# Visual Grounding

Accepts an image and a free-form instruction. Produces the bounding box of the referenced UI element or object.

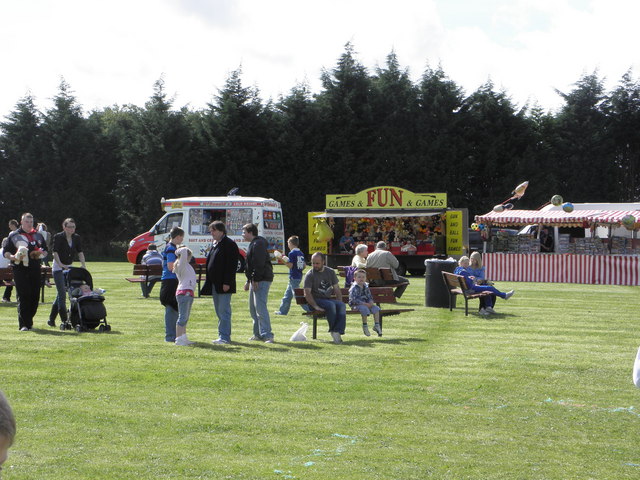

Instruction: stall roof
[475,208,640,227]
[314,210,444,218]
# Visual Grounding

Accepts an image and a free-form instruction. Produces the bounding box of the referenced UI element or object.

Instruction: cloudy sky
[1,0,638,118]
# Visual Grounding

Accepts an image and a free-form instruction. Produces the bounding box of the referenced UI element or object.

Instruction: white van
[127,195,285,270]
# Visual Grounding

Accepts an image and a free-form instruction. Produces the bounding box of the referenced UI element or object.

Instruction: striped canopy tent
[475,209,640,229]
[595,210,640,228]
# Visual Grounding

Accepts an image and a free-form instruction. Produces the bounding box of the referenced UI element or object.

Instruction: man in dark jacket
[202,220,239,345]
[243,223,274,343]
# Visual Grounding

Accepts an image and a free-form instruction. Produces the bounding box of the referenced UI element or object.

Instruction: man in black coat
[202,220,239,345]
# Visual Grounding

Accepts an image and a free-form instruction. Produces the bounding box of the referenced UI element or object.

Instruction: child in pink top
[173,246,197,346]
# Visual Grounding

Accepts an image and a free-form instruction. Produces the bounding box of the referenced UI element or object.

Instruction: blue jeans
[277,278,301,315]
[176,294,194,327]
[164,306,178,342]
[354,304,381,316]
[250,281,273,339]
[212,292,232,342]
[50,269,68,321]
[316,298,346,334]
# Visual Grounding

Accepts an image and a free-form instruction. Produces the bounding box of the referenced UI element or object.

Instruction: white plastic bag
[290,322,309,342]
[633,346,640,388]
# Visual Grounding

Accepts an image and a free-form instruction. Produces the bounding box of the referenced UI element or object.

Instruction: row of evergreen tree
[1,44,639,256]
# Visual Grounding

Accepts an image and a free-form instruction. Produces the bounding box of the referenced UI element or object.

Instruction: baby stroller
[61,267,110,332]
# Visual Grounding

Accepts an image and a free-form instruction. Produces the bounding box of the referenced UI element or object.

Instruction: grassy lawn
[1,262,639,479]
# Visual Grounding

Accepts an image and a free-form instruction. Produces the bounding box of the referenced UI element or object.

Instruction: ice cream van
[127,195,285,270]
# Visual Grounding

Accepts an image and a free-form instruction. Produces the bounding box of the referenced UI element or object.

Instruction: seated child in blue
[348,269,382,337]
[454,256,515,309]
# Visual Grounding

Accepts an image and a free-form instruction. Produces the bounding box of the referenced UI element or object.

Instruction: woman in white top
[351,244,368,269]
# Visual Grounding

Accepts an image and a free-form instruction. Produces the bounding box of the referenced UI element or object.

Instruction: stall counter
[484,253,640,286]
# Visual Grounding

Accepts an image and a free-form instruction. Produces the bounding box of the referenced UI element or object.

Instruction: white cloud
[0,0,638,118]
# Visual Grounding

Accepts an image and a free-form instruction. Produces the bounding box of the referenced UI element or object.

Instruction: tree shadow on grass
[344,337,427,347]
[31,327,124,336]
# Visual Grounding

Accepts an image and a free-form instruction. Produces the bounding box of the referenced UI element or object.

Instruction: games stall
[308,186,468,275]
[474,204,640,286]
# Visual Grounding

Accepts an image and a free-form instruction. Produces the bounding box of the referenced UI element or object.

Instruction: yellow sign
[307,212,328,254]
[326,186,447,210]
[446,210,464,256]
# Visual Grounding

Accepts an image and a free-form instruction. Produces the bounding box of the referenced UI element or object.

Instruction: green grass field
[1,262,639,479]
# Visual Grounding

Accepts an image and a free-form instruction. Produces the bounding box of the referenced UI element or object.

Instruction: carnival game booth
[475,204,640,286]
[309,186,469,275]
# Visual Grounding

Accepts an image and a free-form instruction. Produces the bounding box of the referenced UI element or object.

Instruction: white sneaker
[504,290,515,300]
[211,338,229,345]
[362,324,371,336]
[479,308,488,316]
[373,323,382,336]
[248,335,262,341]
[330,331,343,344]
[175,335,195,346]
[485,306,496,314]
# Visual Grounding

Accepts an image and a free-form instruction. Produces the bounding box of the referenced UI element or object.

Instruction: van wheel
[237,256,246,273]
[136,251,146,264]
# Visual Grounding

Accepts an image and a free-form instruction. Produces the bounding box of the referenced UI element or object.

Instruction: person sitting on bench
[303,252,346,344]
[454,256,514,313]
[365,241,409,298]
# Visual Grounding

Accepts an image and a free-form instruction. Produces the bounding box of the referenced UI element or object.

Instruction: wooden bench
[0,265,53,303]
[441,271,492,316]
[126,263,208,296]
[336,266,409,289]
[294,286,414,339]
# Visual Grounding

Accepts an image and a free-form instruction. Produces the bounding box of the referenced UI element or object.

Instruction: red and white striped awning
[475,209,607,227]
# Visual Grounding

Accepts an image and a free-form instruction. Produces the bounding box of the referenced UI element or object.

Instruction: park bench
[337,266,409,289]
[294,286,414,339]
[0,265,53,303]
[126,263,208,296]
[441,271,492,316]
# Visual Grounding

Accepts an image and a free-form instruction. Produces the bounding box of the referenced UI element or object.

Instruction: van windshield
[154,213,183,235]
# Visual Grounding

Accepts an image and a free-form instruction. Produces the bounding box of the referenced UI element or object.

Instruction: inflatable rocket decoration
[493,181,529,212]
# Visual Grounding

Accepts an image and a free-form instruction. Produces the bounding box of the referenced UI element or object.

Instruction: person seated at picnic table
[365,241,409,298]
[351,244,368,269]
[140,244,163,298]
[466,251,497,315]
[339,230,355,253]
[454,256,514,312]
[348,269,382,337]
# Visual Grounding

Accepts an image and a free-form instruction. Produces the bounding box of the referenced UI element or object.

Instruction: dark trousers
[13,267,41,329]
[3,285,13,301]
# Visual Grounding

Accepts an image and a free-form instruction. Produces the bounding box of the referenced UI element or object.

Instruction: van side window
[263,210,282,230]
[189,209,226,236]
[226,208,253,236]
[155,213,183,235]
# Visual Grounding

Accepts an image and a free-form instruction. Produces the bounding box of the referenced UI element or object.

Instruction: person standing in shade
[1,219,19,303]
[243,223,274,343]
[3,213,48,331]
[303,252,346,344]
[49,218,86,327]
[160,227,184,343]
[202,220,239,345]
[274,235,306,316]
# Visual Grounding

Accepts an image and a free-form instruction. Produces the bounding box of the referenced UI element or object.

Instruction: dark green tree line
[1,45,639,256]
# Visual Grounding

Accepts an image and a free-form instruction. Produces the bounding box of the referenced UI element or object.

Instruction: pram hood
[65,267,94,290]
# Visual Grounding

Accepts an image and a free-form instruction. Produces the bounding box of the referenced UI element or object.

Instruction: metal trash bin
[425,259,457,308]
